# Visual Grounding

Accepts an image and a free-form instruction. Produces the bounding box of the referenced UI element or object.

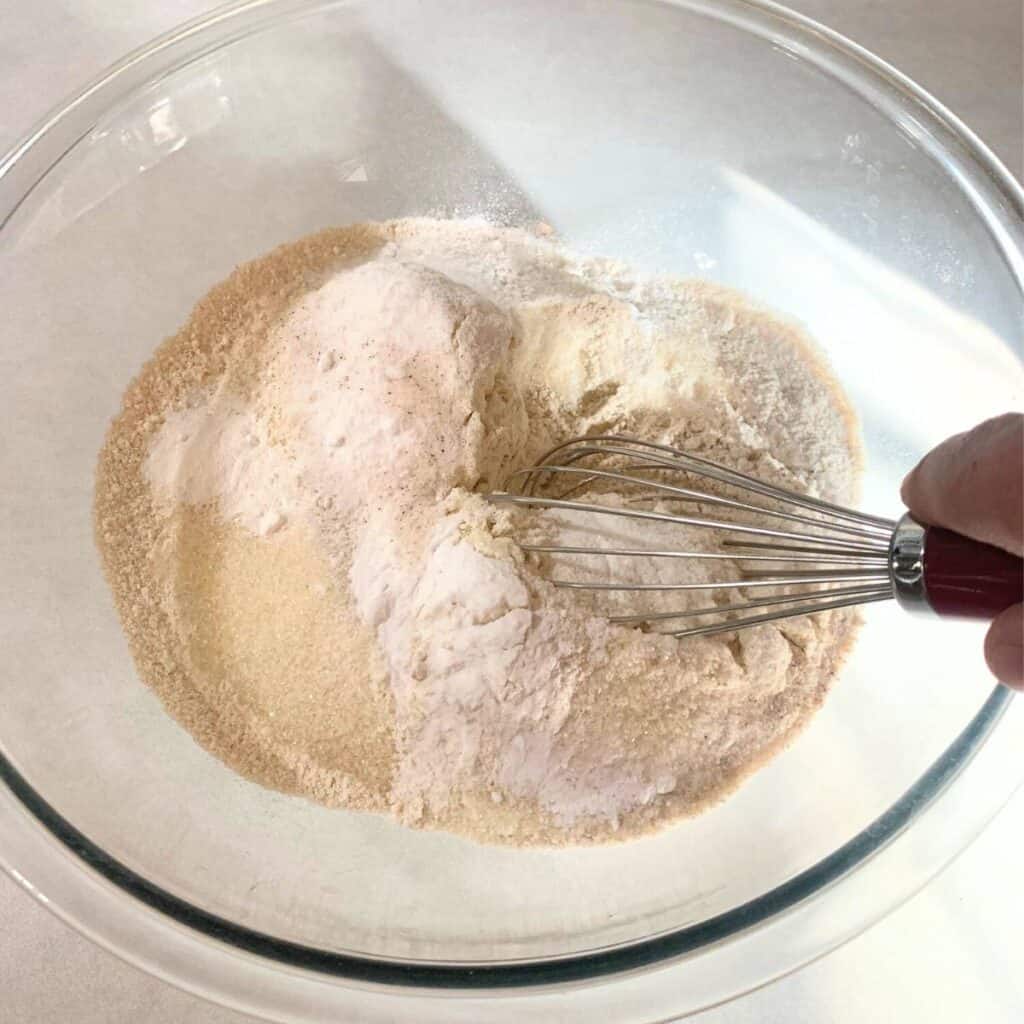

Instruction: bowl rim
[1,0,1022,1018]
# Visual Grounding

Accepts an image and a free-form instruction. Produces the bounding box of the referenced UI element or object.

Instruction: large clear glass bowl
[1,1,1021,1020]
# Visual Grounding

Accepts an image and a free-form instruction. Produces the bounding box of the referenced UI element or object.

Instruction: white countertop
[2,2,1021,1021]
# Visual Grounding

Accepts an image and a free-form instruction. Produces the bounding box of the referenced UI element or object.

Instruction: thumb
[900,413,1023,557]
[984,603,1024,689]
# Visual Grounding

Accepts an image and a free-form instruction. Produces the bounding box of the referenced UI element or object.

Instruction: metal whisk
[487,435,1022,638]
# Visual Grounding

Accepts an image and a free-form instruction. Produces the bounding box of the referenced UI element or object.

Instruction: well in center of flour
[94,217,861,846]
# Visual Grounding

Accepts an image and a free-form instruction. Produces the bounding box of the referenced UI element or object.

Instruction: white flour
[104,218,861,845]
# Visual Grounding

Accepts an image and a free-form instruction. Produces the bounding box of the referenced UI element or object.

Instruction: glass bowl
[1,1,1021,1020]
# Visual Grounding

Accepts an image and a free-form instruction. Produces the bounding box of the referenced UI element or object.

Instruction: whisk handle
[923,525,1023,618]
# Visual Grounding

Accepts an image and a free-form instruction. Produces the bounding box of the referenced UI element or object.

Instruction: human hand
[901,412,1023,689]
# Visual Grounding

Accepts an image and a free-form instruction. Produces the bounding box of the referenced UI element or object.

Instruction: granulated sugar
[94,218,861,845]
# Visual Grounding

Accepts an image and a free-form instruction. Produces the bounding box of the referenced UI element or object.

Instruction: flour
[146,401,300,536]
[96,218,861,845]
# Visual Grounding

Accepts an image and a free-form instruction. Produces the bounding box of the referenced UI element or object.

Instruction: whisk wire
[506,463,889,542]
[488,493,891,556]
[488,434,898,637]
[521,544,888,566]
[529,436,896,530]
[609,584,892,626]
[669,589,892,639]
[549,571,890,592]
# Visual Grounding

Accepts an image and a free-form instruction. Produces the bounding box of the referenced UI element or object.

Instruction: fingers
[984,603,1024,689]
[904,415,1023,688]
[900,413,1023,557]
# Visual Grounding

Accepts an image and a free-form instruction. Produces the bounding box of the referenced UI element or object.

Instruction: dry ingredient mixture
[95,218,861,846]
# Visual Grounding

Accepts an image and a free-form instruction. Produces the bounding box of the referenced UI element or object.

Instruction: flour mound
[95,218,860,846]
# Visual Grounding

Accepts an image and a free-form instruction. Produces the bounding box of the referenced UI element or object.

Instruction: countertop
[2,2,1021,1021]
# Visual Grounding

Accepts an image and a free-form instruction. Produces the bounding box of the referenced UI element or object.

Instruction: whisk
[486,435,1023,638]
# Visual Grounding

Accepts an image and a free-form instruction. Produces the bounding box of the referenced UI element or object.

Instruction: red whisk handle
[923,525,1024,619]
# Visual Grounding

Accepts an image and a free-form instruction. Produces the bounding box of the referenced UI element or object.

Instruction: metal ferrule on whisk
[888,513,929,612]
